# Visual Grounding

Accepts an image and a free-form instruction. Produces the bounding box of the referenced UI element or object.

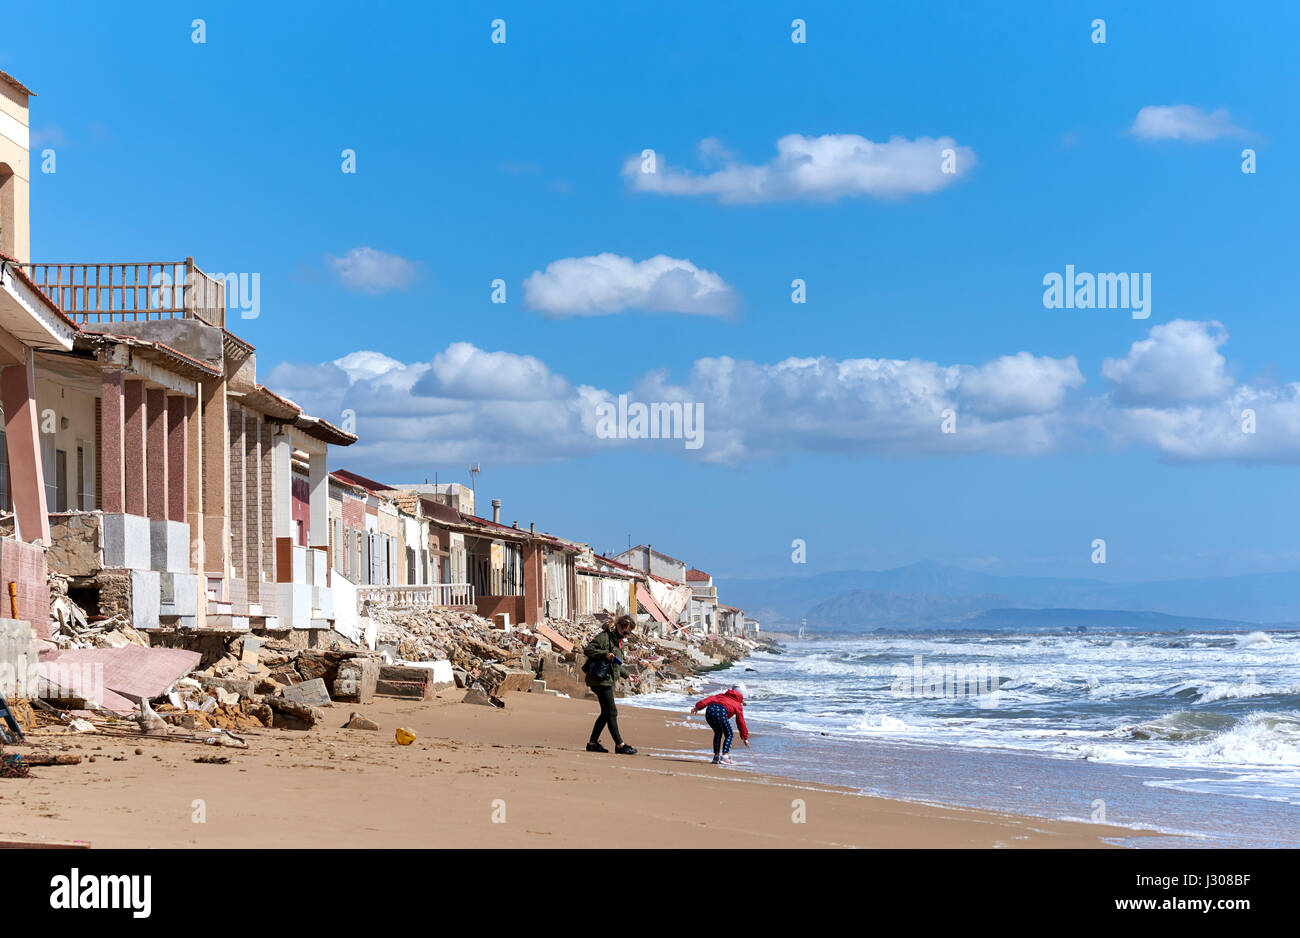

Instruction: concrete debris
[137,698,169,736]
[344,712,379,731]
[462,688,505,708]
[281,677,331,709]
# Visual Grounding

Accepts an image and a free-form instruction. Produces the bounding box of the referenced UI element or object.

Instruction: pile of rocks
[48,574,150,651]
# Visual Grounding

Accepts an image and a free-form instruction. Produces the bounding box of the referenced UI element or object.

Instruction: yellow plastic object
[395,727,416,745]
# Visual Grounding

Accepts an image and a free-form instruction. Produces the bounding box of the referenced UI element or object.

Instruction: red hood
[724,688,744,705]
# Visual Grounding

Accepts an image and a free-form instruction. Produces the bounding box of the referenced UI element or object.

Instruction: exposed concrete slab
[102,512,151,570]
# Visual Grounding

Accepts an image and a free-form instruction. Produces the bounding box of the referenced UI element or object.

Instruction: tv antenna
[468,464,481,494]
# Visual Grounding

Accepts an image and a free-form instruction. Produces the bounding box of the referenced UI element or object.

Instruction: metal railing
[19,257,227,326]
[357,583,475,611]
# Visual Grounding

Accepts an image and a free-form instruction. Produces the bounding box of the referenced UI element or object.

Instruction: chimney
[491,498,501,524]
[529,522,535,534]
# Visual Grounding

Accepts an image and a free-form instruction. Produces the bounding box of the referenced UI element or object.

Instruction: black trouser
[589,685,622,747]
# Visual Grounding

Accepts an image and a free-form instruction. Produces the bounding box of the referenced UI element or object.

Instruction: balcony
[19,258,227,327]
[356,583,475,612]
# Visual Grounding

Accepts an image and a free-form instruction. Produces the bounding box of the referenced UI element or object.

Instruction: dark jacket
[582,628,630,688]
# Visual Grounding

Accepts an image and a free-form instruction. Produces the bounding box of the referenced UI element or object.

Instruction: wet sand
[0,692,1134,848]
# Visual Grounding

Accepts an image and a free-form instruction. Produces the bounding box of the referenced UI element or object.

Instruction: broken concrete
[280,677,331,708]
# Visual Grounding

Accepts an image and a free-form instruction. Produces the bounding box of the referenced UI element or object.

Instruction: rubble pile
[48,573,150,651]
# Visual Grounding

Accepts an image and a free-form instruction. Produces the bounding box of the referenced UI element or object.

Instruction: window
[0,426,9,512]
[55,449,68,512]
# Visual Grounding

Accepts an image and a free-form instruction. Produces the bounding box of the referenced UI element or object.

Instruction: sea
[624,629,1300,848]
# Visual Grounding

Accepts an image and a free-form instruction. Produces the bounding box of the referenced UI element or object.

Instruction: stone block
[200,675,255,698]
[102,513,151,570]
[129,570,161,630]
[276,582,312,630]
[333,655,379,703]
[281,676,331,707]
[149,519,190,573]
[160,572,199,616]
[289,545,308,584]
[312,584,334,619]
[307,548,327,587]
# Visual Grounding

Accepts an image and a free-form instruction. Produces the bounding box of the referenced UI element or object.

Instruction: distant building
[388,481,474,516]
[613,545,688,584]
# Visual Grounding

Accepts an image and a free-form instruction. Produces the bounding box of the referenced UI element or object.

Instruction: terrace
[19,258,227,326]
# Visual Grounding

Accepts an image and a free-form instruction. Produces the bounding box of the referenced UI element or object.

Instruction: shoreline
[0,692,1136,848]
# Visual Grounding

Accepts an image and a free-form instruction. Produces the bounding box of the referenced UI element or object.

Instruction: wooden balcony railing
[356,583,475,612]
[19,257,227,326]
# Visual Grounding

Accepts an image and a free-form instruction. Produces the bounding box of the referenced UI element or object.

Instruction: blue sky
[8,1,1300,583]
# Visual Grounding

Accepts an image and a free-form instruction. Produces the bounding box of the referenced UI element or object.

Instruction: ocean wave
[1236,631,1274,648]
[1161,678,1300,704]
[1188,712,1300,766]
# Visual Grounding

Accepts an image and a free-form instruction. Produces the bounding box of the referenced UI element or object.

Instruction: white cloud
[523,253,738,317]
[1130,105,1244,142]
[623,134,975,203]
[327,247,421,294]
[334,350,405,382]
[1102,319,1233,405]
[263,320,1300,474]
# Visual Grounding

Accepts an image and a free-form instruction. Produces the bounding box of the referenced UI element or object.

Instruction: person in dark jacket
[689,686,750,764]
[583,614,638,754]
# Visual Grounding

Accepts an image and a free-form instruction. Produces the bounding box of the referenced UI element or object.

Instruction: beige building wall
[0,77,31,262]
[34,377,98,511]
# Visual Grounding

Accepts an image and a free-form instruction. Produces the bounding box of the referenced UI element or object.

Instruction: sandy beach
[0,692,1133,848]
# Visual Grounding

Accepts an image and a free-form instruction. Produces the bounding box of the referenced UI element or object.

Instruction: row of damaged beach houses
[0,69,754,704]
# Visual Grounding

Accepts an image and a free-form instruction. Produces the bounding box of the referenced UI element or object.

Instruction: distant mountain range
[716,561,1300,632]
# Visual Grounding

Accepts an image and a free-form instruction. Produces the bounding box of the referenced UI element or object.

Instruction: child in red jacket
[689,686,750,765]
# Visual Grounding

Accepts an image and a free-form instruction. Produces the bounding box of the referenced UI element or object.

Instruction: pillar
[228,406,245,579]
[145,387,168,521]
[122,379,146,517]
[308,446,328,550]
[100,370,125,514]
[243,413,262,600]
[166,394,189,524]
[0,349,49,544]
[200,378,228,582]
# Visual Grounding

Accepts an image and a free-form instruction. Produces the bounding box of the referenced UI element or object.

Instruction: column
[308,447,328,550]
[100,370,125,514]
[145,387,168,521]
[122,379,146,517]
[200,379,228,582]
[166,393,189,524]
[243,413,262,601]
[0,349,50,544]
[228,406,245,579]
